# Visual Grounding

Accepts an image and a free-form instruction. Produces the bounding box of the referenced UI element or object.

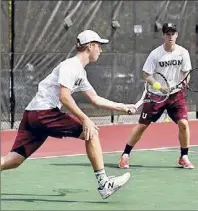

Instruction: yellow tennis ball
[152,82,161,90]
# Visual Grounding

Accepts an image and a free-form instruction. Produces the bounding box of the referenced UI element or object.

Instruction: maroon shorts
[139,90,188,125]
[11,108,83,158]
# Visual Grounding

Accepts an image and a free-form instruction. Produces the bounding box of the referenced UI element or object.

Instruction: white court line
[28,145,198,160]
[150,149,198,154]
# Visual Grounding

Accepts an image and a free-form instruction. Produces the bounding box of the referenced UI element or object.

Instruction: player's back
[26,58,75,110]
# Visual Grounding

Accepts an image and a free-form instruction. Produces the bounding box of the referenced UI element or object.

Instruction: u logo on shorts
[142,113,147,119]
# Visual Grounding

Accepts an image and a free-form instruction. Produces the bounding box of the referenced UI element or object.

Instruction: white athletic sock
[95,169,108,188]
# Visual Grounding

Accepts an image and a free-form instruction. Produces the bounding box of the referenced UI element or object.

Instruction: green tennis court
[1,146,198,210]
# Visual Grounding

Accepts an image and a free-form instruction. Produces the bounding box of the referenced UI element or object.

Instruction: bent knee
[12,159,24,168]
[87,130,99,141]
[6,152,25,168]
[178,119,189,130]
[79,129,99,141]
[92,129,99,138]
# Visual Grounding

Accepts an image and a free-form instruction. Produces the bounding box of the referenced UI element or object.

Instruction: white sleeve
[78,77,95,92]
[142,52,157,74]
[58,63,76,90]
[182,50,192,72]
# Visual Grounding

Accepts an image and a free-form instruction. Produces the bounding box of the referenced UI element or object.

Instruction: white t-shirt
[26,56,94,110]
[142,44,192,94]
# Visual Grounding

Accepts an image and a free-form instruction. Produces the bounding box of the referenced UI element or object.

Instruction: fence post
[9,0,15,129]
[111,110,114,123]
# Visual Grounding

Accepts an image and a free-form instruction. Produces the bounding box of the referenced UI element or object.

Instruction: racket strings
[149,73,170,95]
[146,72,170,103]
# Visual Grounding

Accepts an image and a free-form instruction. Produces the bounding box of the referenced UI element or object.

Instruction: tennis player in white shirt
[1,30,136,199]
[118,23,194,169]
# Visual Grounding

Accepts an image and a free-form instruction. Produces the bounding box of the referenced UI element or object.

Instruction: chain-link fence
[1,1,10,129]
[1,1,198,129]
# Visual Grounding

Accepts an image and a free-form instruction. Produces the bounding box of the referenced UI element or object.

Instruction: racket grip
[127,100,144,115]
[127,102,142,115]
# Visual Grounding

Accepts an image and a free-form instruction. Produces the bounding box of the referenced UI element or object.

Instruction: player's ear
[87,43,92,50]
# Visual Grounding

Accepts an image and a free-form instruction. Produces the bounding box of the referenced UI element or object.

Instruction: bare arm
[143,71,156,86]
[82,89,136,113]
[59,85,98,140]
[182,71,190,84]
[60,85,89,122]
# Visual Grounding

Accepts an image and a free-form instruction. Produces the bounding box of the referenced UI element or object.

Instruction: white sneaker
[118,153,130,168]
[98,172,131,199]
[178,155,194,169]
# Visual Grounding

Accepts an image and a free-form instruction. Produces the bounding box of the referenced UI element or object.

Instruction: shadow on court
[1,193,63,197]
[1,198,109,204]
[50,162,179,169]
[2,188,88,197]
[1,188,113,204]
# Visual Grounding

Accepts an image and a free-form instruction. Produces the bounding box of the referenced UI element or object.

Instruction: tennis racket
[171,67,198,92]
[128,68,198,114]
[127,72,171,114]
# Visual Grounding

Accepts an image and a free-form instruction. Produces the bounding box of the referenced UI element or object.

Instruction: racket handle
[127,100,144,115]
[127,90,146,115]
[134,100,144,109]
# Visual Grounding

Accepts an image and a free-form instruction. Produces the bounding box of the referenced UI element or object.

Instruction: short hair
[75,38,88,52]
